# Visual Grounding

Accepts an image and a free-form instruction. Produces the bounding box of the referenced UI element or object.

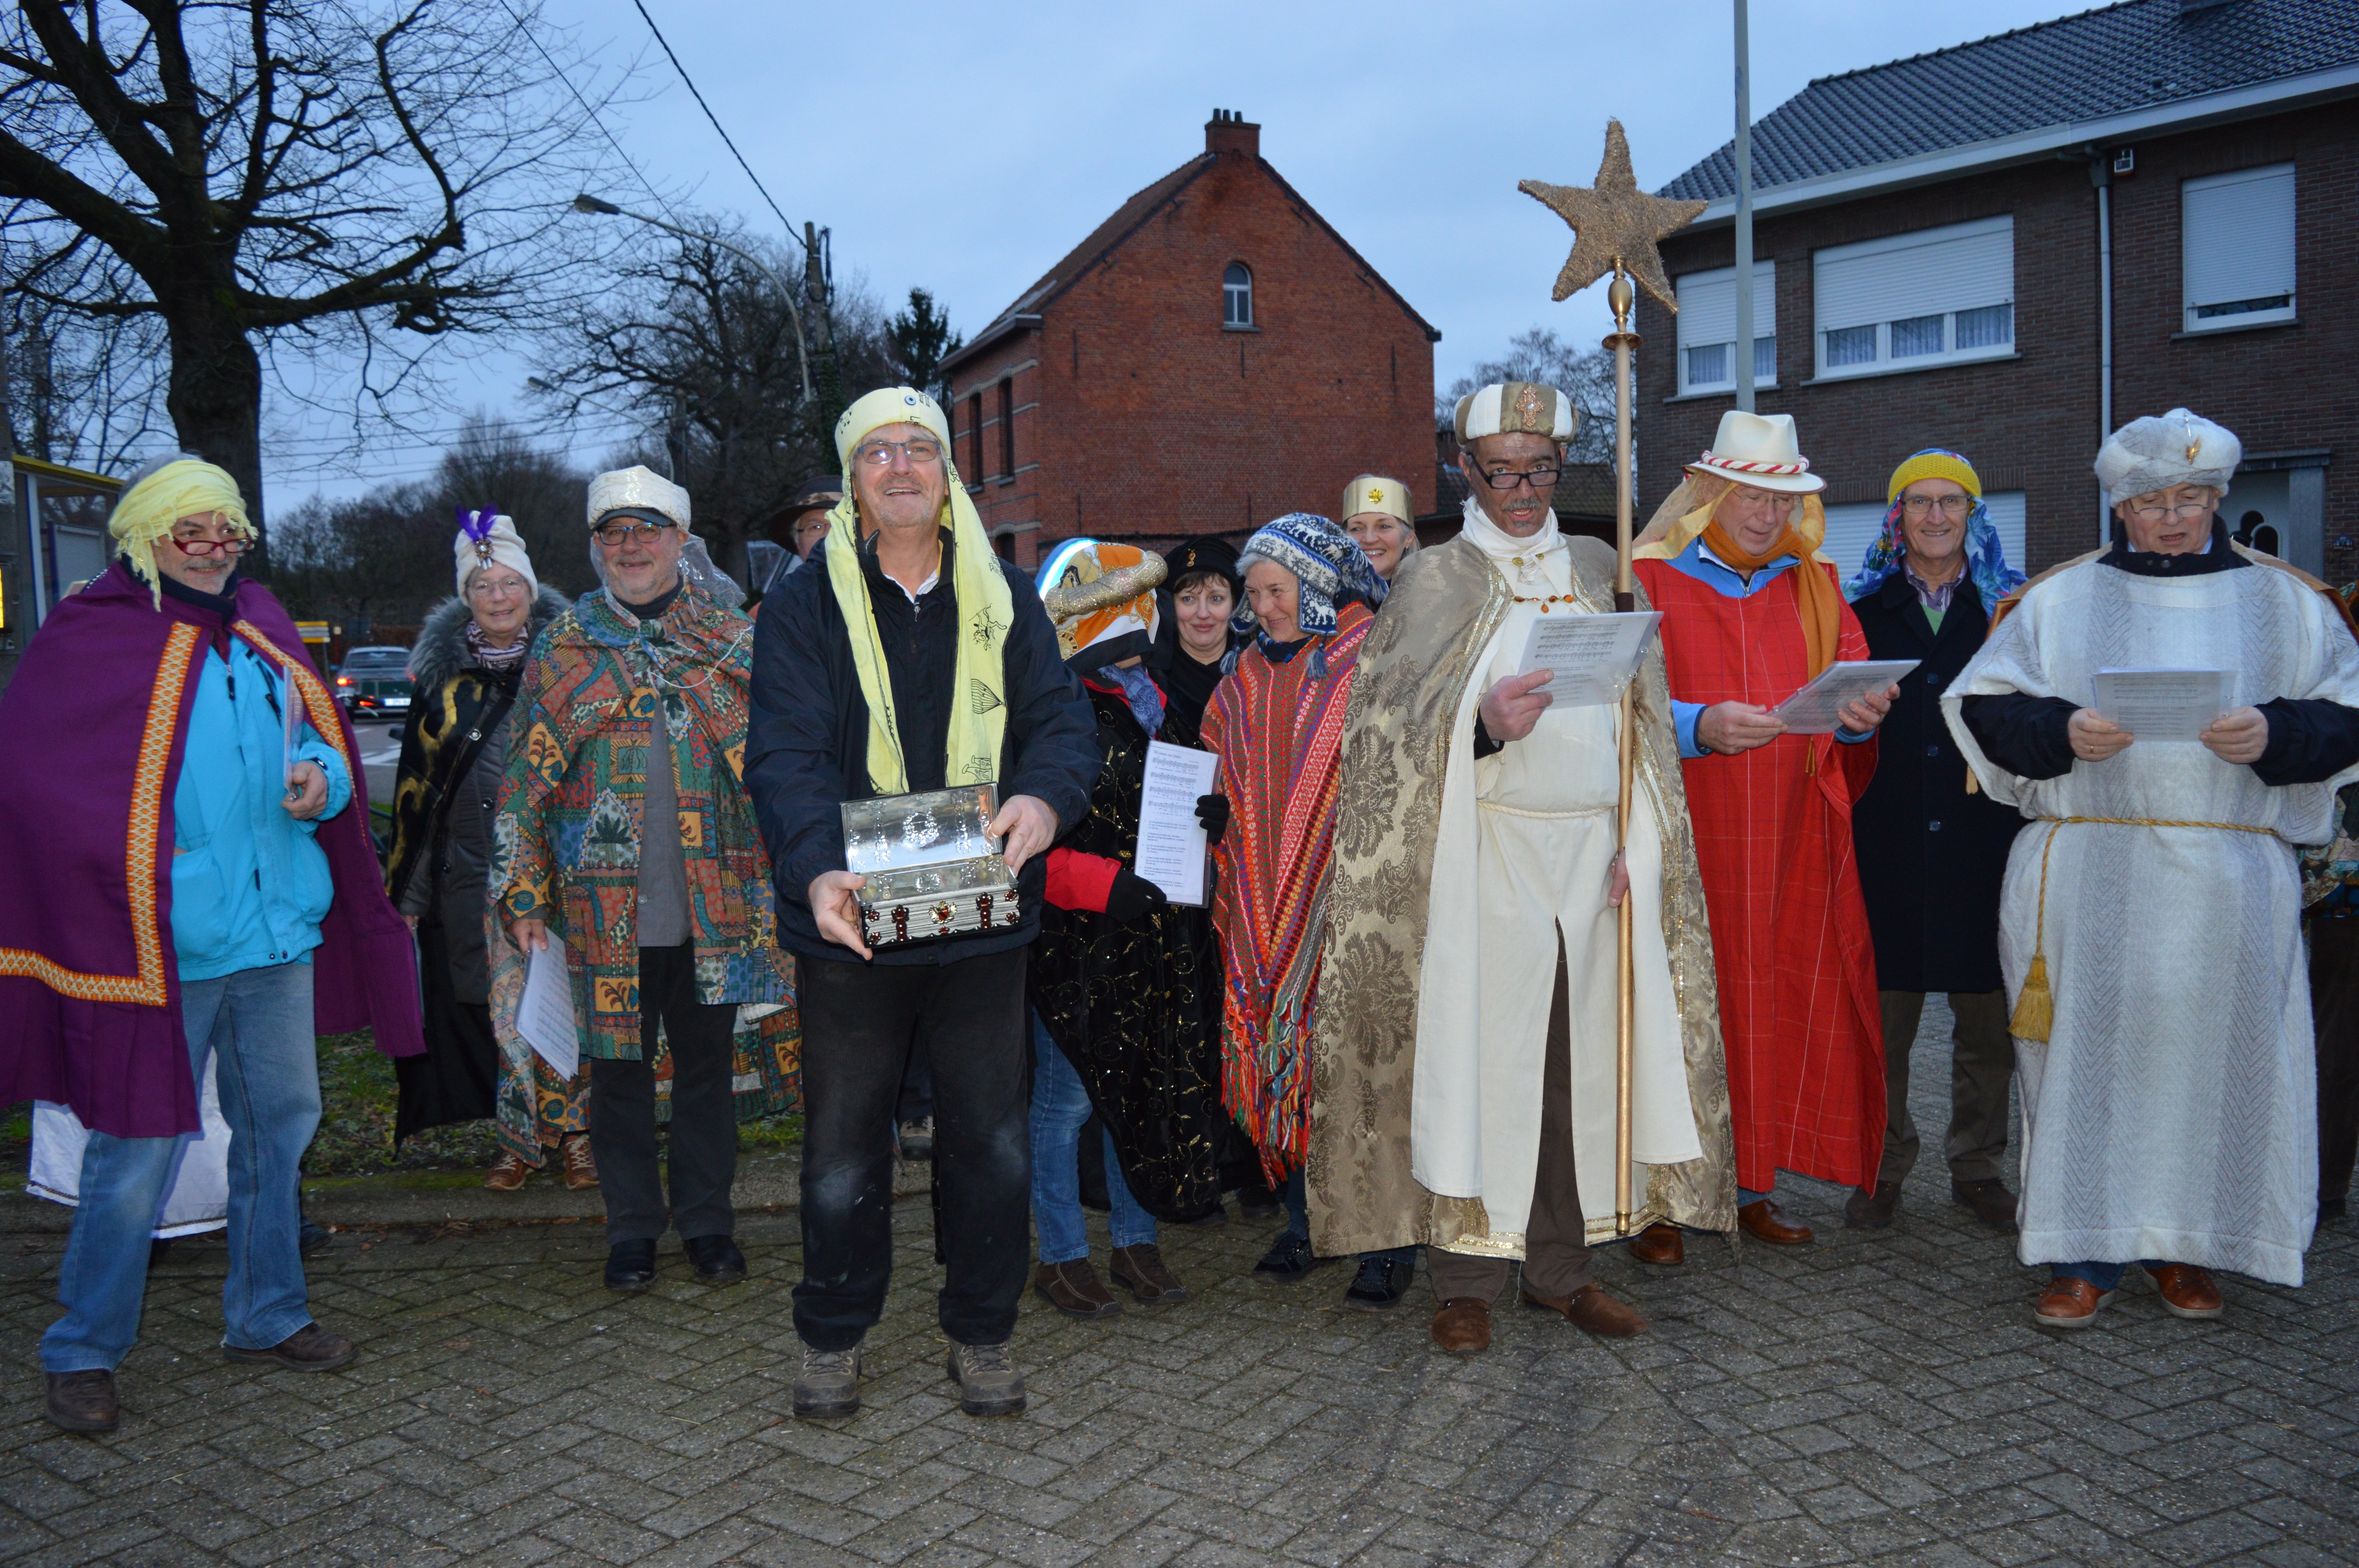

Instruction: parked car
[334,646,414,719]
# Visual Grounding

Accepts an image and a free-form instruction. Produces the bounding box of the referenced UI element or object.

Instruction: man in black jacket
[747,387,1098,1420]
[1843,450,2028,1233]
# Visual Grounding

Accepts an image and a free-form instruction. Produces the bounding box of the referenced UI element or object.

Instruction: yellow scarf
[821,389,1012,795]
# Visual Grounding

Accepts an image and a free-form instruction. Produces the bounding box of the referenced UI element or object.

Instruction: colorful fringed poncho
[1202,600,1374,1184]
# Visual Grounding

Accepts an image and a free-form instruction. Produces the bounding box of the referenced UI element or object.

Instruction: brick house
[940,113,1439,569]
[1642,0,2359,581]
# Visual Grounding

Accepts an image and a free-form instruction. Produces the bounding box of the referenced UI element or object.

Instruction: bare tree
[2,287,169,469]
[1440,328,1617,467]
[0,0,625,559]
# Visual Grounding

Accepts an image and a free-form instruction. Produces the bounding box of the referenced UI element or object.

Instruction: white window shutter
[1815,217,2012,332]
[1675,261,1775,390]
[2183,163,2295,323]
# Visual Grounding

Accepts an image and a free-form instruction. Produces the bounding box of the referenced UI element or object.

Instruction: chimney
[1206,108,1260,159]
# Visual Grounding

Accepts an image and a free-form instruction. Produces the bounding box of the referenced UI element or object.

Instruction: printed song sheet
[517,933,580,1079]
[1136,741,1221,906]
[1512,611,1663,707]
[1770,659,1920,733]
[2092,668,2237,742]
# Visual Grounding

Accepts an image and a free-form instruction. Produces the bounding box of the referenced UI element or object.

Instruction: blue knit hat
[1233,512,1386,638]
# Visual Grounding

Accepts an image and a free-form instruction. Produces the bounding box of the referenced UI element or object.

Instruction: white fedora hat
[1687,410,1825,494]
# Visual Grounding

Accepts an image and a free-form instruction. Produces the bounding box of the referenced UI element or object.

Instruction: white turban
[587,464,691,529]
[2095,408,2242,508]
[1453,381,1577,445]
[454,510,536,601]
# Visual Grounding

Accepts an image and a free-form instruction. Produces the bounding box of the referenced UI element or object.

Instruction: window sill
[1221,323,1261,334]
[2172,317,2299,341]
[1665,385,1782,404]
[1800,351,2021,387]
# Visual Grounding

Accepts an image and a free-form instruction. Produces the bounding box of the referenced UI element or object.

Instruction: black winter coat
[1847,572,2026,994]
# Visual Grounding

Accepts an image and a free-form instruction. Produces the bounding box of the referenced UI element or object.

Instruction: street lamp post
[572,194,813,405]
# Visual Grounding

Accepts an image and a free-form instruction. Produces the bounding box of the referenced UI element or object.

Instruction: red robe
[1635,554,1886,1191]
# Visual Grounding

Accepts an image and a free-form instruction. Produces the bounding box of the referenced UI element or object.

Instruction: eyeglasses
[592,519,676,545]
[2128,499,2216,522]
[1477,466,1561,491]
[1901,495,1973,519]
[856,438,943,468]
[471,576,529,599]
[171,534,252,557]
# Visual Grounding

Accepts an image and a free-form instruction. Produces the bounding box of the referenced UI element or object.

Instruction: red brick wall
[952,128,1435,568]
[1638,98,2355,578]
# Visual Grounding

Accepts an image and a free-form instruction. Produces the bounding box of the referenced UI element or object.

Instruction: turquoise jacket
[170,639,353,982]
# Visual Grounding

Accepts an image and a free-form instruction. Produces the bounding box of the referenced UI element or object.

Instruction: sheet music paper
[1512,611,1663,707]
[517,933,580,1079]
[1136,740,1221,906]
[1769,659,1920,734]
[2092,668,2237,743]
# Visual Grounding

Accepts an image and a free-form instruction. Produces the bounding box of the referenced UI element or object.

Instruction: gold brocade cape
[1306,532,1737,1255]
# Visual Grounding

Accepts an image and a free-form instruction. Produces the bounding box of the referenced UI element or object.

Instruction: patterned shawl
[1202,599,1375,1182]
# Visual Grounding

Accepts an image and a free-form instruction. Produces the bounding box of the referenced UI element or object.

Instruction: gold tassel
[2009,953,2053,1042]
[1965,765,1980,796]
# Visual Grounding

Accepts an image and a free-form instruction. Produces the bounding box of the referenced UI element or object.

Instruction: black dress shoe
[1950,1178,2019,1233]
[604,1239,657,1292]
[1252,1232,1331,1283]
[1344,1252,1412,1309]
[683,1234,747,1285]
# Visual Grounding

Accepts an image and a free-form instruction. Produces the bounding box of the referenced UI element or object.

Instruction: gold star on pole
[1519,119,1707,309]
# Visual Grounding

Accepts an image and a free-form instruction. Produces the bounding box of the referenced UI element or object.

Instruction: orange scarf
[1701,519,1839,677]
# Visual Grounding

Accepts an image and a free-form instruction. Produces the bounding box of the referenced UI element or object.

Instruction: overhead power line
[629,0,807,253]
[498,0,664,210]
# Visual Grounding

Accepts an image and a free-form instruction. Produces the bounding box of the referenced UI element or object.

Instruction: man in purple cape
[0,454,421,1434]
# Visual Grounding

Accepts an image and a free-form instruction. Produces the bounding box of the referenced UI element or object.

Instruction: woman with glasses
[385,512,578,1189]
[1840,453,2029,1236]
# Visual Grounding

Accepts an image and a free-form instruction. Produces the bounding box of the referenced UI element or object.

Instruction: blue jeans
[42,962,322,1372]
[1030,1014,1153,1263]
[2054,1260,2166,1292]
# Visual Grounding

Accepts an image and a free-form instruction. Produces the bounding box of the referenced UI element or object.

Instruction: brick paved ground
[2,1013,2355,1567]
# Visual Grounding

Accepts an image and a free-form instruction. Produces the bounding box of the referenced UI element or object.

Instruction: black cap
[1165,534,1241,583]
[789,474,843,515]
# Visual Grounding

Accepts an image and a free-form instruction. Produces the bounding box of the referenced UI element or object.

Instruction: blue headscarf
[1232,512,1386,642]
[1843,449,2028,610]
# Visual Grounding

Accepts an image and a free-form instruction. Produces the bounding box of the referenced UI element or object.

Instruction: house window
[1812,215,2014,379]
[998,378,1015,478]
[1674,260,1776,395]
[2183,163,2295,331]
[1223,263,1253,327]
[967,392,984,481]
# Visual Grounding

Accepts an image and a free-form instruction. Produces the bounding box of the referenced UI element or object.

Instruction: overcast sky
[268,0,2089,508]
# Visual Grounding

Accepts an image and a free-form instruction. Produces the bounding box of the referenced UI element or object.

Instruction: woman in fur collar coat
[385,515,583,1188]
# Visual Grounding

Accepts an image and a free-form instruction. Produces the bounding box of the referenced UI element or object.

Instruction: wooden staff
[1605,264,1639,1235]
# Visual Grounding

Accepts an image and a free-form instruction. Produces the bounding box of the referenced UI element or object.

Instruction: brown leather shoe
[1738,1198,1813,1245]
[1522,1285,1647,1337]
[1627,1222,1685,1267]
[560,1135,599,1192]
[1430,1296,1492,1354]
[1843,1181,1901,1230]
[1032,1259,1119,1319]
[2032,1276,2114,1328]
[2146,1263,2224,1319]
[44,1370,118,1433]
[222,1323,358,1372]
[484,1151,531,1192]
[1109,1243,1186,1304]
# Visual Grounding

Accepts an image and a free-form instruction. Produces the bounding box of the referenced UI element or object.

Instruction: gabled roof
[944,145,1438,376]
[1661,0,2359,214]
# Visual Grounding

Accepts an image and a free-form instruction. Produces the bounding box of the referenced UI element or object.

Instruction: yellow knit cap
[1885,449,1982,505]
[107,457,253,608]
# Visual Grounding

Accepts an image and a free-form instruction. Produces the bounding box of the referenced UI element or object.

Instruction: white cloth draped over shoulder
[1941,555,2359,1284]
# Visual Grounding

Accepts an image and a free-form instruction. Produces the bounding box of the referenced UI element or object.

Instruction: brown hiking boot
[223,1323,358,1372]
[44,1370,118,1433]
[1033,1259,1119,1319]
[484,1151,531,1191]
[560,1135,599,1191]
[1110,1243,1187,1304]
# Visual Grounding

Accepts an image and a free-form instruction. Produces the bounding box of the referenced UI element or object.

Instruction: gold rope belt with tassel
[2011,815,2282,1042]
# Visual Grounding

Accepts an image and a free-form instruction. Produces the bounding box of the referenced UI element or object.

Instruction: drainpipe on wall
[2092,154,2114,550]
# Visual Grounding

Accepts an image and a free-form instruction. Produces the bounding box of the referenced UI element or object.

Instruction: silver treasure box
[840,784,1022,947]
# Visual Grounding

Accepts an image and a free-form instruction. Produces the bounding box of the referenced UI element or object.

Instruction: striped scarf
[1207,600,1375,1183]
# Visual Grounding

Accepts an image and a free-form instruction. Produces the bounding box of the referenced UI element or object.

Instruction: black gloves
[1105,866,1170,922]
[1196,792,1231,847]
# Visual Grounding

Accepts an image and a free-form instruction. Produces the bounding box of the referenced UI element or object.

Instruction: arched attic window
[1223,263,1253,328]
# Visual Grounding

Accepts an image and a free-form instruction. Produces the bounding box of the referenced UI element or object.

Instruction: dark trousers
[2310,917,2359,1206]
[794,946,1031,1352]
[1425,949,1592,1304]
[1876,989,2016,1187]
[590,942,740,1245]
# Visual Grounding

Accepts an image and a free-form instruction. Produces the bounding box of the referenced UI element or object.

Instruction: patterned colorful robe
[488,586,796,1115]
[1202,601,1373,1182]
[1634,555,1886,1192]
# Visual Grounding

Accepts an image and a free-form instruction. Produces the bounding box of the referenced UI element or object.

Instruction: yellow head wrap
[107,457,253,609]
[821,388,1014,795]
[1885,449,1982,505]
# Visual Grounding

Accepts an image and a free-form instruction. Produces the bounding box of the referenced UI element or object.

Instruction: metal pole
[1606,266,1639,1235]
[1733,0,1756,414]
[2095,165,2115,550]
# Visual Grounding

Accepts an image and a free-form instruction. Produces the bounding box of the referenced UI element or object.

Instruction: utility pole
[805,221,846,439]
[1733,0,1756,414]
